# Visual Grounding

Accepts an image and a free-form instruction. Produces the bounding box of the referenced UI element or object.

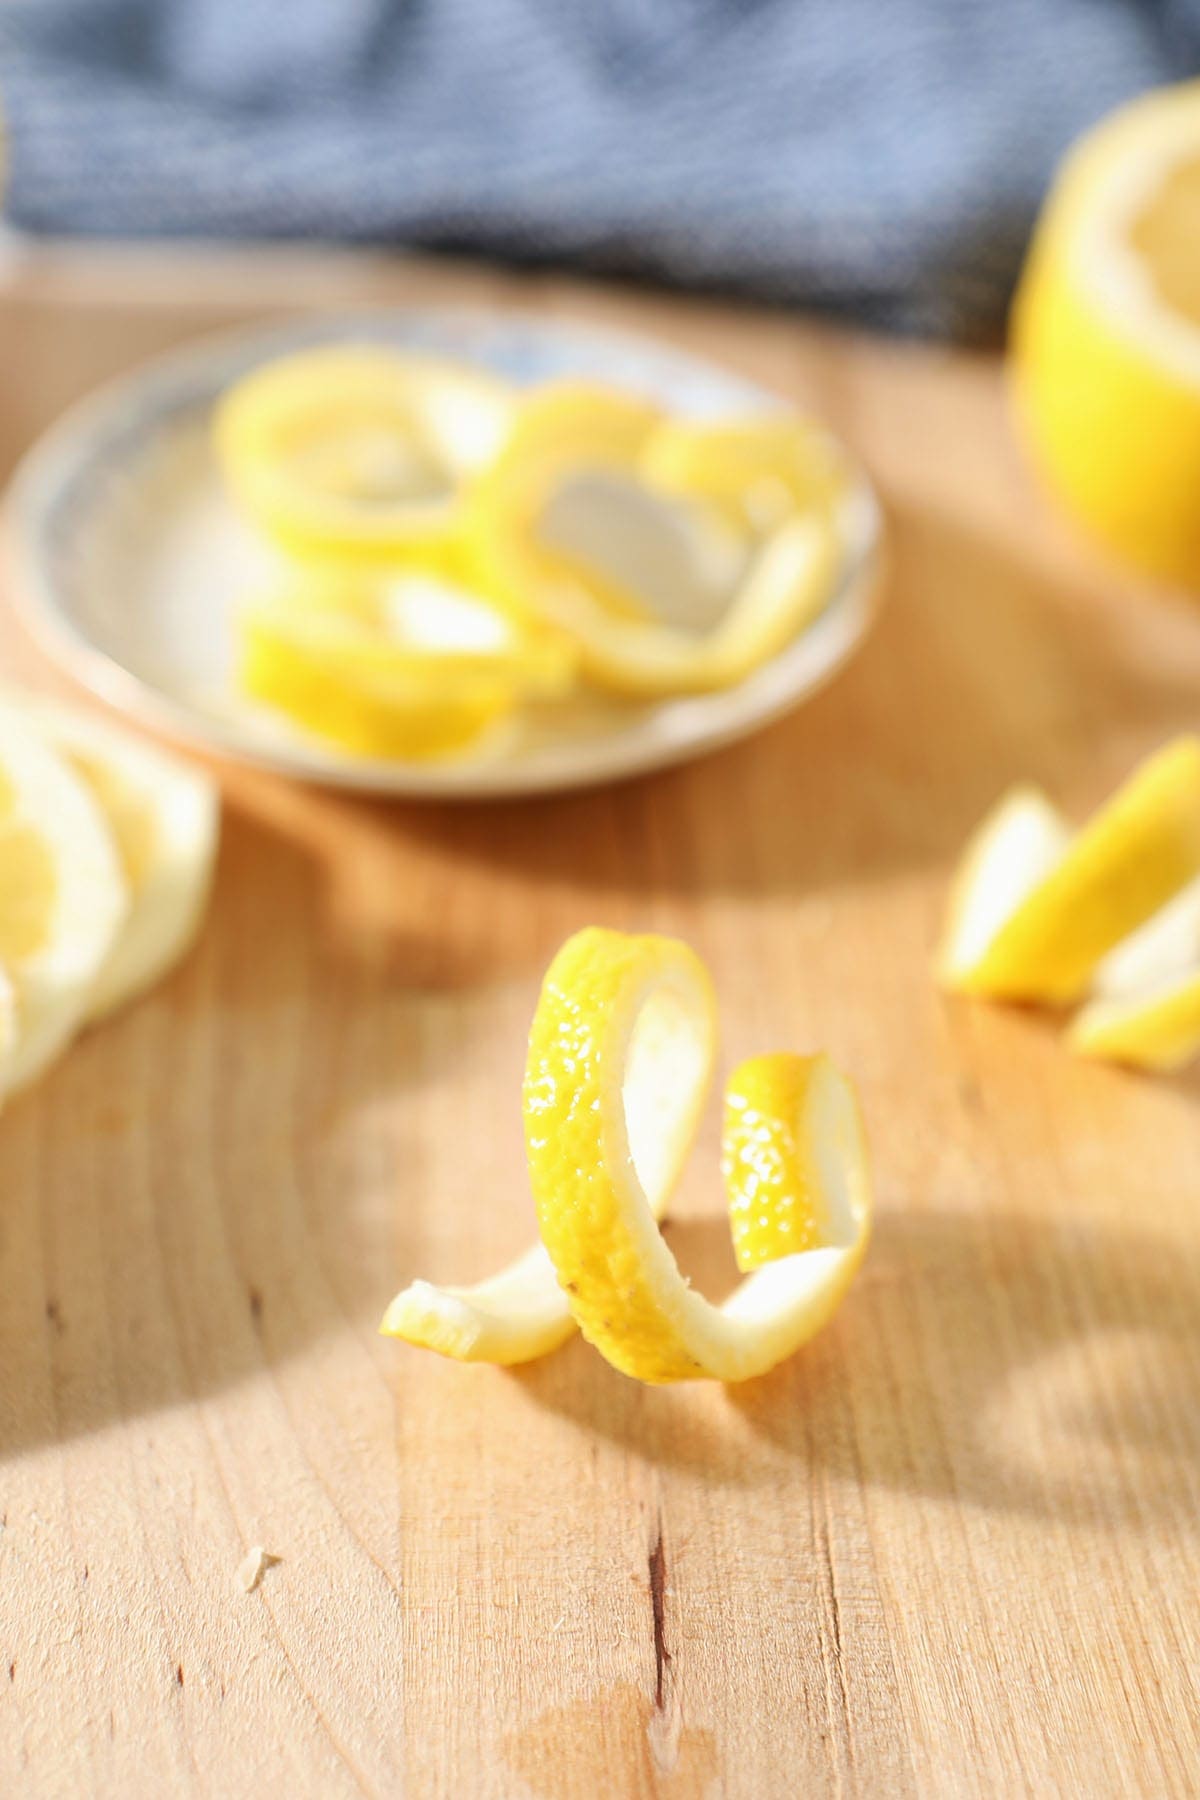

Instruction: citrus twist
[468,385,842,698]
[383,928,872,1383]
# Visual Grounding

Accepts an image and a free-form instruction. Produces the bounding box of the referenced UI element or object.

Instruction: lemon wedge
[0,712,128,1094]
[16,701,219,1019]
[470,389,842,698]
[238,571,576,762]
[1067,875,1200,1070]
[215,346,513,564]
[1012,80,1200,586]
[938,737,1200,1003]
[1091,871,1200,997]
[1069,969,1200,1071]
[938,787,1072,991]
[383,928,871,1383]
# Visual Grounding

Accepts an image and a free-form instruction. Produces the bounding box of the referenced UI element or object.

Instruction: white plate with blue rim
[5,310,884,798]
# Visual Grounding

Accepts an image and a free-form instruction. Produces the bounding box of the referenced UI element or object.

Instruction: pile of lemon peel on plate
[215,347,852,763]
[381,927,872,1384]
[0,695,218,1104]
[939,736,1200,1072]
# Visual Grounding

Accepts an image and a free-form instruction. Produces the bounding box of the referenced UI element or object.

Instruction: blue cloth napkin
[2,0,1198,336]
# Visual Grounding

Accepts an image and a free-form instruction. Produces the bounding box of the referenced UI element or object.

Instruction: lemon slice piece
[15,701,219,1019]
[238,571,575,762]
[0,713,128,1094]
[939,737,1200,1003]
[471,392,842,697]
[215,346,513,564]
[1067,875,1200,1070]
[1012,80,1200,586]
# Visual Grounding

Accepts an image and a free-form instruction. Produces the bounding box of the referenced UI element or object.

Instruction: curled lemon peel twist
[381,928,872,1384]
[467,384,844,698]
[214,345,514,565]
[237,569,578,761]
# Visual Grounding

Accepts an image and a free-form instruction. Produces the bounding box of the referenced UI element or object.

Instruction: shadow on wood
[514,1203,1200,1532]
[0,797,428,1461]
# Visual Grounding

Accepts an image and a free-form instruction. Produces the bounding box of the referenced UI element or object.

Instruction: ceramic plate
[5,310,884,798]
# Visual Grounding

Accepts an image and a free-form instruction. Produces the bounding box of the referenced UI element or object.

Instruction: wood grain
[1,241,1199,1799]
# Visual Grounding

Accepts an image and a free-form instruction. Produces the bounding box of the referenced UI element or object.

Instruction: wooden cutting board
[1,243,1198,1800]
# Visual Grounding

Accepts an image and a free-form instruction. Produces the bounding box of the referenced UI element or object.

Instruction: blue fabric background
[2,1,1199,336]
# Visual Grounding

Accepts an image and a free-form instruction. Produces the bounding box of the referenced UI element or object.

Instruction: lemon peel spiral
[382,928,872,1383]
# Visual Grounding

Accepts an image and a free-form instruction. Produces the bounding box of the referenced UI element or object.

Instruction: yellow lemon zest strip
[383,928,872,1383]
[215,345,513,564]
